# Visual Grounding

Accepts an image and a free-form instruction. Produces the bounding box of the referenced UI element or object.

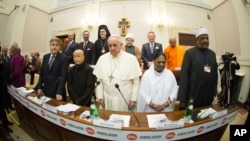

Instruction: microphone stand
[115,84,141,127]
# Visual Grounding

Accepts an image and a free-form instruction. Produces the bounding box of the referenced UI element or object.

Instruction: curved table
[8,86,238,141]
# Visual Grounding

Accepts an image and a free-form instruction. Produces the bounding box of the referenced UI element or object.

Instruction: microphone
[84,81,100,106]
[114,84,141,127]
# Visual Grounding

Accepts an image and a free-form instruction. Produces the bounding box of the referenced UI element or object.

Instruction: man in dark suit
[0,58,14,133]
[62,32,78,64]
[37,38,68,101]
[141,31,163,71]
[0,46,15,113]
[76,31,96,65]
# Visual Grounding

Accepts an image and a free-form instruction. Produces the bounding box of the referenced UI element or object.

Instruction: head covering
[98,24,111,39]
[125,33,135,40]
[195,27,208,38]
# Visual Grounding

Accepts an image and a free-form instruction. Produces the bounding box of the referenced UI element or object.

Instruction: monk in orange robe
[164,37,185,70]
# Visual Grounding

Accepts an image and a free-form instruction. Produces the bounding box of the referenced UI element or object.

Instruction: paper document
[109,114,131,127]
[56,103,80,112]
[27,96,51,105]
[16,87,34,97]
[147,114,167,128]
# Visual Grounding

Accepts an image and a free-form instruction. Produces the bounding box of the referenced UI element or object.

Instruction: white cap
[195,27,208,38]
[125,33,135,40]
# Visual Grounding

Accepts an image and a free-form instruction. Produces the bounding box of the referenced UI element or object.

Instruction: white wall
[47,0,215,51]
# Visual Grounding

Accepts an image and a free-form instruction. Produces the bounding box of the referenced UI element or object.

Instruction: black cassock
[67,63,96,106]
[177,46,218,108]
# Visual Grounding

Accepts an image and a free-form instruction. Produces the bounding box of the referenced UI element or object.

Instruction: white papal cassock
[93,51,142,111]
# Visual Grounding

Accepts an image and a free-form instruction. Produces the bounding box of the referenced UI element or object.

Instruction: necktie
[65,43,71,52]
[4,55,8,63]
[83,42,87,50]
[150,43,154,53]
[48,55,55,70]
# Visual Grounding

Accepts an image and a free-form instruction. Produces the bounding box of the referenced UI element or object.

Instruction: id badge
[204,65,211,73]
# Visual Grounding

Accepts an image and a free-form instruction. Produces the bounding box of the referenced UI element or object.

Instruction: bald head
[169,37,177,48]
[73,49,85,65]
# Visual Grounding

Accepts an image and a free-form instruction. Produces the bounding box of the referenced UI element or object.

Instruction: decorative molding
[51,0,97,12]
[52,27,82,42]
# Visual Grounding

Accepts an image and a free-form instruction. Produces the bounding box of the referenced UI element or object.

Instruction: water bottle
[90,96,99,119]
[184,97,193,121]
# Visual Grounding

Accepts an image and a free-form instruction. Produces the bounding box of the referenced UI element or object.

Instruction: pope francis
[93,35,142,111]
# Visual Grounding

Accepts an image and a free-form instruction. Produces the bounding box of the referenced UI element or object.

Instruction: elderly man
[177,27,218,109]
[93,35,142,111]
[37,38,68,101]
[122,33,141,64]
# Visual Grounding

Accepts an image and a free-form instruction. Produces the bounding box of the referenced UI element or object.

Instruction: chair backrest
[25,73,39,89]
[33,73,39,86]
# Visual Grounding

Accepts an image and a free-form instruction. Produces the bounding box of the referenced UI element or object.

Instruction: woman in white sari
[137,52,178,112]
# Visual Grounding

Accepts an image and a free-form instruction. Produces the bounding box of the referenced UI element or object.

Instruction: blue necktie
[48,55,55,70]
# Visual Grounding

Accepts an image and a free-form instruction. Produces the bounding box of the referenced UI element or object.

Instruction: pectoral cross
[118,18,130,36]
[109,75,114,83]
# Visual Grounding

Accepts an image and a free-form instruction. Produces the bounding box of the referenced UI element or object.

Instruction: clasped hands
[149,98,172,111]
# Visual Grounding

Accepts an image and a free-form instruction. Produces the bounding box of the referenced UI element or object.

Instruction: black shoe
[5,127,13,133]
[7,121,14,125]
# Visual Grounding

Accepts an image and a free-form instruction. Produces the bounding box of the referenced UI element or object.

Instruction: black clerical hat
[98,24,111,39]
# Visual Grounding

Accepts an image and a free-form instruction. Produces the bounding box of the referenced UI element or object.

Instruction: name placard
[155,121,184,130]
[93,118,122,129]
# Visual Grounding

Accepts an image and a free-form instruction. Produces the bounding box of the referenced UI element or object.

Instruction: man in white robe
[137,53,178,112]
[93,35,142,112]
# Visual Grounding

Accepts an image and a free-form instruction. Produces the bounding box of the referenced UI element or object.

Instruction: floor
[1,108,248,141]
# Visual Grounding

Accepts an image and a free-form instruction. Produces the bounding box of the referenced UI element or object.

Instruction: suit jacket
[63,41,78,64]
[141,42,163,70]
[77,41,96,65]
[37,53,68,101]
[1,54,10,84]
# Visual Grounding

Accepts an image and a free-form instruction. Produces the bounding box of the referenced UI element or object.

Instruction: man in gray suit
[62,32,78,64]
[141,31,163,71]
